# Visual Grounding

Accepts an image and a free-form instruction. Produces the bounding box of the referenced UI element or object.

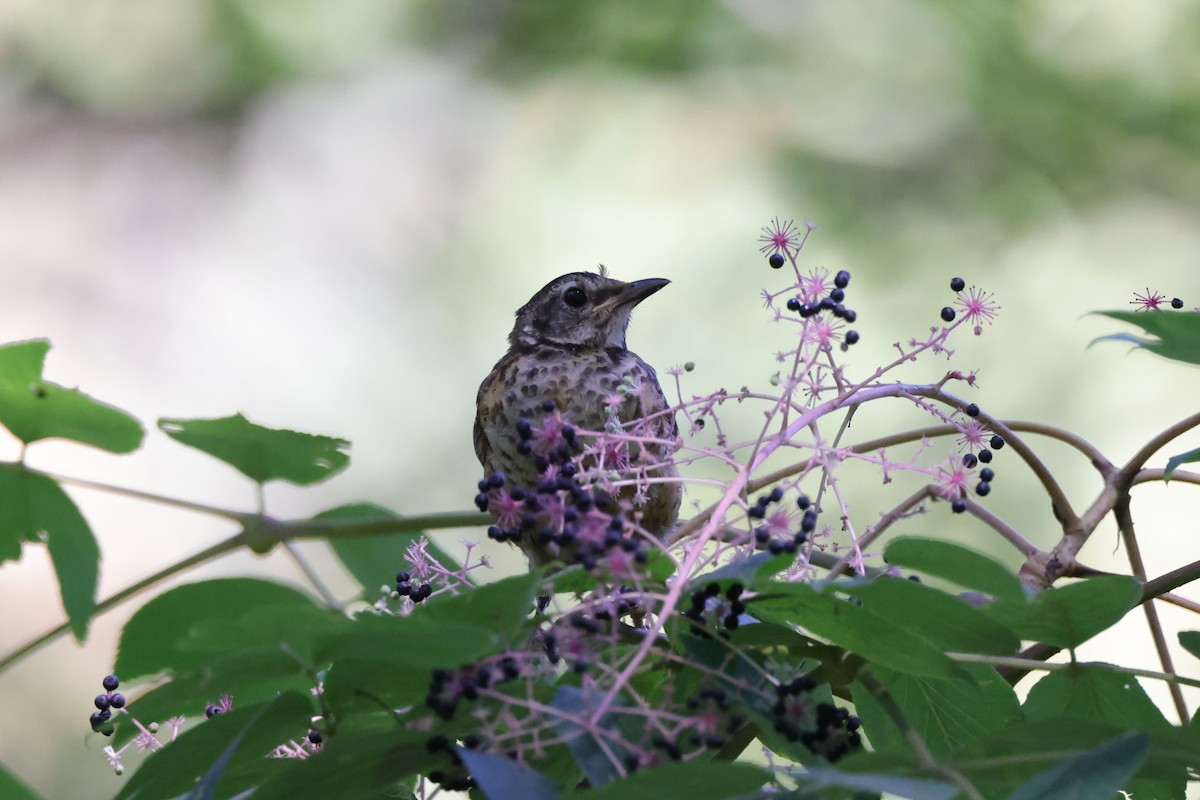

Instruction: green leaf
[704,551,792,588]
[0,761,42,800]
[1164,446,1200,482]
[114,692,312,800]
[112,651,314,746]
[840,576,1021,655]
[420,570,540,634]
[158,413,350,485]
[852,663,1021,757]
[1005,732,1149,800]
[753,581,962,678]
[319,574,539,714]
[0,464,98,640]
[318,503,457,600]
[578,761,769,800]
[115,578,325,680]
[1091,310,1200,367]
[1023,666,1170,733]
[960,718,1189,800]
[253,721,431,800]
[793,765,959,800]
[185,701,274,800]
[1179,631,1200,660]
[884,537,1025,602]
[0,339,143,452]
[552,685,635,788]
[460,749,560,800]
[984,575,1143,649]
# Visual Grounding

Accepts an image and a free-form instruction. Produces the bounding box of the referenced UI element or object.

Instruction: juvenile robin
[474,270,681,566]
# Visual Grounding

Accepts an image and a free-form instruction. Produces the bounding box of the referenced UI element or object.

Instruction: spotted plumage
[474,271,681,565]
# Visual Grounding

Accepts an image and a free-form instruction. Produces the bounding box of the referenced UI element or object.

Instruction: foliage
[1,225,1199,800]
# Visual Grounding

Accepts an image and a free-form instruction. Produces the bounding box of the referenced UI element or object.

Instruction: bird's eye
[563,286,588,308]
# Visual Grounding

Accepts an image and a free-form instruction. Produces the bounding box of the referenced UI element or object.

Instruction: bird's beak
[598,278,670,315]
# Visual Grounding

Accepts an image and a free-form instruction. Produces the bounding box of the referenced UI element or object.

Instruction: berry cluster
[425,653,526,720]
[394,571,433,603]
[951,402,1006,513]
[89,674,125,736]
[425,735,476,792]
[783,268,860,348]
[684,581,747,633]
[771,676,862,763]
[475,403,651,571]
[748,487,816,554]
[622,685,750,772]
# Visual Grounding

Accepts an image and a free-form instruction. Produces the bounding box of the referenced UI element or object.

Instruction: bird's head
[509,271,669,350]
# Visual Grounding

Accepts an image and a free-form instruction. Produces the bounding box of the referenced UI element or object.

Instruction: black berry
[951,277,965,292]
[102,675,120,692]
[965,403,979,417]
[769,253,786,269]
[1172,298,1184,309]
[979,467,995,482]
[941,306,956,322]
[951,498,967,514]
[976,481,991,497]
[977,449,993,463]
[844,330,860,345]
[989,434,1005,450]
[834,270,850,288]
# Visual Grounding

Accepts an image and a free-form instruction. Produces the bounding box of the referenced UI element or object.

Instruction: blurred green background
[1,1,1199,797]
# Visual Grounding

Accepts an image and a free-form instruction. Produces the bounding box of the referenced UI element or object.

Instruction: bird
[474,270,681,567]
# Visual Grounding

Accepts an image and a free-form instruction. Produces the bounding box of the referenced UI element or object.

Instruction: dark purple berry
[844,330,860,345]
[205,703,222,719]
[965,403,979,417]
[109,693,126,709]
[951,498,967,514]
[962,453,978,468]
[796,495,811,510]
[94,694,111,710]
[941,306,956,322]
[950,277,965,292]
[830,287,845,303]
[979,467,995,482]
[308,729,322,744]
[843,309,857,323]
[976,481,991,497]
[978,449,993,463]
[102,675,119,692]
[1172,298,1184,309]
[786,297,801,312]
[834,269,850,288]
[990,434,1005,450]
[769,252,785,269]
